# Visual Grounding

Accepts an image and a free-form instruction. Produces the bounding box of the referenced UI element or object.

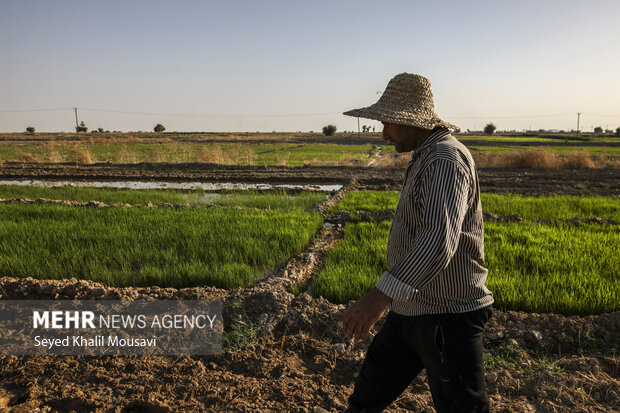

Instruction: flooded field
[0,179,342,192]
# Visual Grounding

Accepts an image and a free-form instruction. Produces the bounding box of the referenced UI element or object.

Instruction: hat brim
[344,103,458,131]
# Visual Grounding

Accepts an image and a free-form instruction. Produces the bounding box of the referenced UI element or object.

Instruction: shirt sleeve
[375,159,471,301]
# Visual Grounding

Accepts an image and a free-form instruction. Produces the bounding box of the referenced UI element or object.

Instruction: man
[341,73,494,413]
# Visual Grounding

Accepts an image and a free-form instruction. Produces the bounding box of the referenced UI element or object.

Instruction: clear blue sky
[1,0,619,133]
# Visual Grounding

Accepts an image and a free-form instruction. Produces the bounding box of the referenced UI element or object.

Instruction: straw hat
[343,73,458,130]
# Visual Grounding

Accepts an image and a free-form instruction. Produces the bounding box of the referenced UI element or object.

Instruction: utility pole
[576,112,581,133]
[74,108,79,130]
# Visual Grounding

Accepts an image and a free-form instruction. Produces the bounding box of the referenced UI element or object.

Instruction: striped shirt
[375,127,494,316]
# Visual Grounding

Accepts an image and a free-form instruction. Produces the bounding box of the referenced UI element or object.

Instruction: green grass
[458,136,585,143]
[328,190,400,213]
[0,203,323,289]
[482,194,620,221]
[467,145,620,156]
[182,190,328,210]
[313,220,619,315]
[250,144,373,166]
[312,221,389,303]
[0,141,375,166]
[331,191,620,220]
[484,222,619,315]
[0,185,327,211]
[458,134,620,143]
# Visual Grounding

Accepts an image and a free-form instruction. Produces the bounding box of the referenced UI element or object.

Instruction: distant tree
[484,123,496,135]
[26,126,35,134]
[98,128,104,133]
[322,124,337,136]
[615,127,620,137]
[154,123,166,133]
[76,121,87,133]
[593,126,603,133]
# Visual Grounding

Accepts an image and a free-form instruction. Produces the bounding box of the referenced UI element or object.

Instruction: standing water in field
[0,179,342,192]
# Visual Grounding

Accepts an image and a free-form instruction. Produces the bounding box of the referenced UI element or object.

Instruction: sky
[1,0,619,133]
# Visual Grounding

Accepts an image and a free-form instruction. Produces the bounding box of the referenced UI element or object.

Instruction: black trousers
[347,306,493,413]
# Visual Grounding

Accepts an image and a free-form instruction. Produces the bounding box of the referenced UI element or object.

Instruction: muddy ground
[0,164,618,412]
[1,162,619,195]
[0,273,618,413]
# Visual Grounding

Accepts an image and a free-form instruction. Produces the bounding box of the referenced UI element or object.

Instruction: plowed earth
[1,162,619,195]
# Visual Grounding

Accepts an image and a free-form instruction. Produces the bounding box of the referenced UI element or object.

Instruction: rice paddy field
[317,190,619,315]
[1,184,617,315]
[0,186,324,288]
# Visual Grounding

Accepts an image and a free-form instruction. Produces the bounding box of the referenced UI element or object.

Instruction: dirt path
[0,274,617,413]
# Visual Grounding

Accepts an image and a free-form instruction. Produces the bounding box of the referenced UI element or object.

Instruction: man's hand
[342,287,392,342]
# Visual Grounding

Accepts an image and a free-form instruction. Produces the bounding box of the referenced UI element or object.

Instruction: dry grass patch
[118,146,138,163]
[197,144,256,165]
[91,135,144,145]
[369,149,613,170]
[474,148,606,169]
[15,151,41,163]
[43,144,64,163]
[72,147,95,164]
[148,147,168,163]
[197,144,226,164]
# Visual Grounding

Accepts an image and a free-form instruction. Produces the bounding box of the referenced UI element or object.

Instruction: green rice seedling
[313,220,618,315]
[0,204,323,289]
[330,190,620,221]
[481,194,620,221]
[485,222,619,315]
[312,220,389,303]
[182,189,327,210]
[0,185,327,211]
[328,191,400,213]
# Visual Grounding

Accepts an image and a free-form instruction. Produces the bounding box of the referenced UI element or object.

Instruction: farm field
[312,219,619,315]
[467,145,620,156]
[0,140,376,166]
[1,131,619,166]
[0,191,323,289]
[457,135,620,143]
[331,190,620,221]
[0,185,326,210]
[0,132,618,412]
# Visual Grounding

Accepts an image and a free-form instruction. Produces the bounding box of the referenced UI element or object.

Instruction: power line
[582,113,620,119]
[1,107,617,120]
[79,108,341,118]
[0,108,73,113]
[446,113,574,120]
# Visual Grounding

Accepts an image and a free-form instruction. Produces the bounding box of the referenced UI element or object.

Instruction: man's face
[382,122,430,153]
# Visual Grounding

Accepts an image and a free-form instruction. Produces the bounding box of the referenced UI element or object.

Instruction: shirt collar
[414,127,450,155]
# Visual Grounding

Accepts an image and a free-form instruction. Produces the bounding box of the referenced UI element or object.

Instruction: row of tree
[21,123,620,136]
[23,123,166,133]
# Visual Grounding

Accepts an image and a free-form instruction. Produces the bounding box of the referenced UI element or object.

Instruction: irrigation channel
[0,179,342,192]
[0,170,618,411]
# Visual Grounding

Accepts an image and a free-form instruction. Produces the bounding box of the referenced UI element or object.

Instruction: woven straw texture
[343,73,458,130]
